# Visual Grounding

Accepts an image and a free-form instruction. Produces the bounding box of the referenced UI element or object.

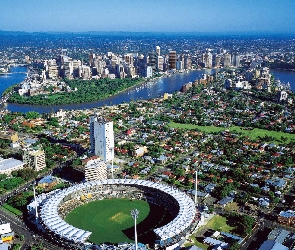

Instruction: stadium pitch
[65,198,174,244]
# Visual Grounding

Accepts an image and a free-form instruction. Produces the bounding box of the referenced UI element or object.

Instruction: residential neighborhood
[0,66,294,249]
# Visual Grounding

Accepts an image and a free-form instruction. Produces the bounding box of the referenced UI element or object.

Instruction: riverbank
[2,67,295,113]
[4,68,197,107]
[8,77,146,106]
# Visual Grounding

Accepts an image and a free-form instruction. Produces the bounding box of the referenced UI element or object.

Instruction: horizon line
[1,30,295,36]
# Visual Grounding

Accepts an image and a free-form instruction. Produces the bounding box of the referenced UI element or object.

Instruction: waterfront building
[89,53,95,67]
[90,116,114,162]
[148,52,157,73]
[203,52,212,68]
[184,54,192,69]
[223,53,232,68]
[85,158,107,181]
[115,63,126,78]
[92,67,98,77]
[72,60,82,78]
[23,149,46,171]
[135,54,146,76]
[214,55,221,68]
[48,59,59,79]
[25,55,31,64]
[256,67,271,91]
[277,90,288,103]
[176,61,183,70]
[124,53,134,65]
[81,65,91,80]
[232,52,240,67]
[157,56,164,71]
[145,66,153,78]
[169,50,177,70]
[63,60,74,79]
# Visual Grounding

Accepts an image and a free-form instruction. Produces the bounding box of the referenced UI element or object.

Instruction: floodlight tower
[131,209,139,250]
[110,147,114,179]
[33,181,39,224]
[195,169,198,206]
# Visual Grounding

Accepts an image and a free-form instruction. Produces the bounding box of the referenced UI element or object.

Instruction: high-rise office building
[176,61,183,70]
[223,53,232,68]
[157,56,164,71]
[145,66,153,78]
[183,54,192,69]
[90,116,114,162]
[81,65,91,79]
[148,52,157,73]
[203,52,212,68]
[124,53,133,65]
[156,46,161,56]
[169,51,177,70]
[214,55,221,68]
[232,52,240,67]
[89,53,95,67]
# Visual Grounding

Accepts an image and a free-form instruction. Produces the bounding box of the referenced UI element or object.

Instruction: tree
[229,242,241,250]
[0,177,24,190]
[2,114,15,124]
[25,111,40,120]
[0,174,7,181]
[8,191,33,209]
[48,117,59,127]
[239,214,255,236]
[15,168,36,181]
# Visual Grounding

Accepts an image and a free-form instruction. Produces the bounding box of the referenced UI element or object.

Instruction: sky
[1,0,295,34]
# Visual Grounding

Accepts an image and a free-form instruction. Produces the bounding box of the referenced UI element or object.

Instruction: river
[0,66,295,113]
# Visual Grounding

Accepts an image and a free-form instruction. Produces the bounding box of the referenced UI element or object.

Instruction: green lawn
[205,215,235,232]
[185,236,209,249]
[65,199,150,244]
[1,203,22,216]
[169,122,294,144]
[187,215,235,249]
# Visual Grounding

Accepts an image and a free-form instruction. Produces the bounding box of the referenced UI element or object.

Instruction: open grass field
[65,198,174,245]
[65,199,149,244]
[205,215,235,232]
[188,215,236,249]
[169,122,295,144]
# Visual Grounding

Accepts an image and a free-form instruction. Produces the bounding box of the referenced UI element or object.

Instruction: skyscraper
[90,116,114,162]
[223,53,232,68]
[148,52,157,73]
[183,54,192,69]
[157,56,164,71]
[156,46,161,56]
[169,51,177,70]
[214,55,221,68]
[203,52,212,68]
[232,52,240,67]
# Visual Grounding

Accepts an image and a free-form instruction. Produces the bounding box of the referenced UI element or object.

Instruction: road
[0,208,67,250]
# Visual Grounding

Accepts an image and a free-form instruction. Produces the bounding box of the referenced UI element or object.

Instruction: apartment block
[85,159,107,181]
[23,149,46,171]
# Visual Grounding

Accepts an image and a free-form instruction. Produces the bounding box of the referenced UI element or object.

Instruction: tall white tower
[90,115,114,162]
[156,46,160,56]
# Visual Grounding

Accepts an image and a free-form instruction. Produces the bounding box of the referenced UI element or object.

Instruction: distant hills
[0,30,294,38]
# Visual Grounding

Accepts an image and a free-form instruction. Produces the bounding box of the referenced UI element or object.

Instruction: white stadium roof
[40,179,196,243]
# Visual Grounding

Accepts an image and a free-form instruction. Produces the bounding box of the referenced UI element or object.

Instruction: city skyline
[1,0,295,34]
